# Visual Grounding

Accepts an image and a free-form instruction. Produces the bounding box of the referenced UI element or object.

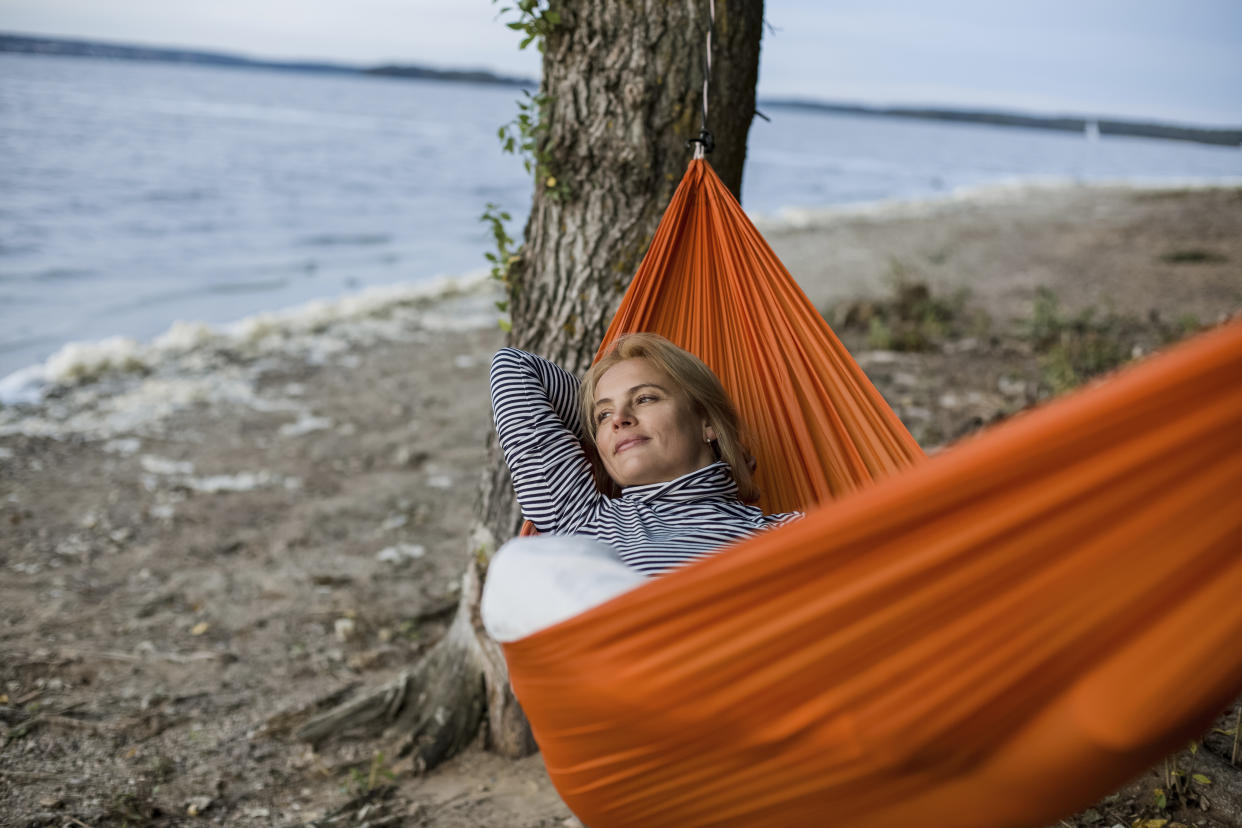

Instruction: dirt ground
[2,183,1240,827]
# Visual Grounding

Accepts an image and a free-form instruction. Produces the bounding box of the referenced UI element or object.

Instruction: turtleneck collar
[620,460,739,504]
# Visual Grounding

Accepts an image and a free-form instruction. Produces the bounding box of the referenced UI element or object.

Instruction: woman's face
[592,358,716,488]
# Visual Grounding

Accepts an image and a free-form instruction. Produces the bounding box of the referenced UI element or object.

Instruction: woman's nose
[610,405,634,428]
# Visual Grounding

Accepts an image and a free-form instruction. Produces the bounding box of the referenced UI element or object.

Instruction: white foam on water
[1,369,303,440]
[0,271,500,439]
[0,364,50,407]
[45,336,147,385]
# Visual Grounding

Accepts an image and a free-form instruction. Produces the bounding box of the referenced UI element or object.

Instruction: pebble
[102,438,141,456]
[150,503,176,520]
[380,513,408,531]
[278,413,333,437]
[938,392,963,409]
[857,350,900,365]
[942,337,980,354]
[333,618,357,642]
[376,543,426,564]
[997,375,1027,397]
[185,795,214,816]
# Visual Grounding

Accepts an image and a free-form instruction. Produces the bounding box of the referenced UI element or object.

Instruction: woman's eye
[596,411,611,423]
[637,394,657,404]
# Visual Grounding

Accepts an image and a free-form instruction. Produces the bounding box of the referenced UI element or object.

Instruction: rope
[688,0,716,158]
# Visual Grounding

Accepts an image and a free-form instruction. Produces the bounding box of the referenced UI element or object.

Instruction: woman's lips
[614,436,648,454]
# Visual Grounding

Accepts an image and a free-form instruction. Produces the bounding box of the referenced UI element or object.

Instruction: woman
[482,333,801,642]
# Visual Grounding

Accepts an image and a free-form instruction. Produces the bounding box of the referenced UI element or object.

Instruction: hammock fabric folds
[600,160,924,514]
[501,160,1242,828]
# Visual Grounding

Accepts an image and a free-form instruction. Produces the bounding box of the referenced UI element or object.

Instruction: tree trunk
[300,0,764,768]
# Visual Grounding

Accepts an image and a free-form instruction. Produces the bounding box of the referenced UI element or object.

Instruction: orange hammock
[502,160,1242,827]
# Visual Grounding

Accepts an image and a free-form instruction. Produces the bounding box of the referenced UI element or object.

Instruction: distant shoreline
[5,31,1241,148]
[762,98,1242,149]
[0,31,535,88]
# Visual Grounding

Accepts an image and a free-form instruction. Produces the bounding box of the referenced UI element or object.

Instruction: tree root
[295,558,535,772]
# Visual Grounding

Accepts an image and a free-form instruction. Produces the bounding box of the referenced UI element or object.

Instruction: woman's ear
[703,422,717,443]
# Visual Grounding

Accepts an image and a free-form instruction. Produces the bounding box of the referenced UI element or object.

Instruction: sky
[1,0,1239,126]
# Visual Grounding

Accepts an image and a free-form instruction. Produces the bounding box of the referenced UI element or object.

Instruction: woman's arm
[489,347,603,533]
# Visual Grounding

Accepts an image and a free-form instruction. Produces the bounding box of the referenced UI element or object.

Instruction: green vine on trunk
[493,1,568,200]
[498,0,561,51]
[481,202,517,331]
[496,90,568,200]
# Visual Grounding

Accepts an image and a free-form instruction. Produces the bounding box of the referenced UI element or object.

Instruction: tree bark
[300,0,764,768]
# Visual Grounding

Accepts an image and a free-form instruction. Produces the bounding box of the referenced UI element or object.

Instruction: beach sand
[2,183,1240,826]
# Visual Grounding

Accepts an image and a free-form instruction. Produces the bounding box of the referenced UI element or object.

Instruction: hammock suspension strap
[687,0,716,158]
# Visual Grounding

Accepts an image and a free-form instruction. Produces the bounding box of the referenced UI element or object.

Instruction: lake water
[2,52,1240,385]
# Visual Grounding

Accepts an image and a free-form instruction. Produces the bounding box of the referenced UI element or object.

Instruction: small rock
[376,544,426,564]
[278,413,333,438]
[185,795,214,816]
[334,618,357,642]
[150,503,176,520]
[102,438,141,456]
[141,455,195,475]
[997,375,1026,397]
[380,514,408,531]
[943,337,980,354]
[858,350,900,365]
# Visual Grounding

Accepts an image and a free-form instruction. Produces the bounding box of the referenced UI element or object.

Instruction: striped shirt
[489,347,802,576]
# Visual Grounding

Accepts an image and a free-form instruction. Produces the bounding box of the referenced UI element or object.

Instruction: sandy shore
[2,183,1240,826]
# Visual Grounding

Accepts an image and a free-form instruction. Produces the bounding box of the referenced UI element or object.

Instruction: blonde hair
[579,333,760,503]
